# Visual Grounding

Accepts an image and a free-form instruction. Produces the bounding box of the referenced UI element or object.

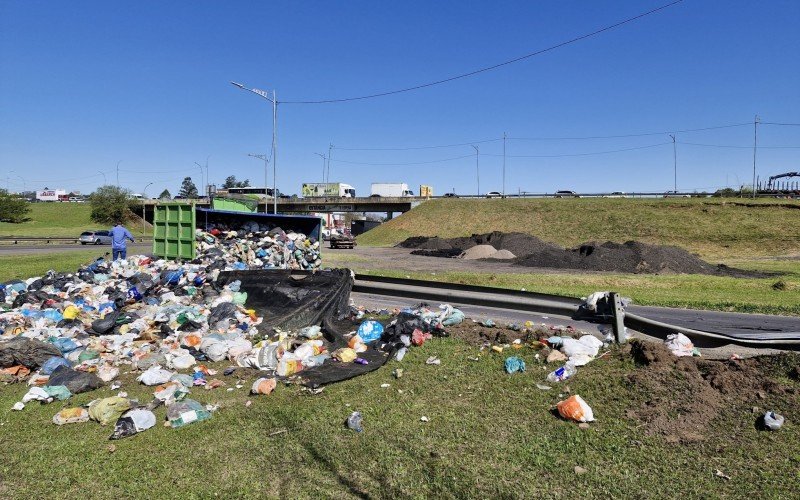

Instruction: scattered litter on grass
[347,411,363,433]
[763,411,785,431]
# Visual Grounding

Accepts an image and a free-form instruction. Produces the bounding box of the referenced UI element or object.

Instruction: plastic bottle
[546,360,577,383]
[347,411,363,432]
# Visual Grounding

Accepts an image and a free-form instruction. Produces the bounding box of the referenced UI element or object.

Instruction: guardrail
[351,274,800,350]
[0,236,152,245]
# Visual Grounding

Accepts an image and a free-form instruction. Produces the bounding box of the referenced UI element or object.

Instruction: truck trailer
[370,183,414,197]
[302,183,356,198]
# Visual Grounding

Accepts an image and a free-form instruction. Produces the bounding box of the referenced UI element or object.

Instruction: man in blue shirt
[109,222,135,260]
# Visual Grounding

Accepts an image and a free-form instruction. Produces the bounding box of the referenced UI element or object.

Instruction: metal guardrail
[0,236,152,245]
[351,274,800,350]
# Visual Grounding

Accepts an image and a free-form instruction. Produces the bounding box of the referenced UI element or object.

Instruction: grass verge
[0,203,146,237]
[0,339,797,498]
[0,250,106,281]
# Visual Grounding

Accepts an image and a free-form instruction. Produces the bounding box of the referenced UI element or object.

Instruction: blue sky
[1,0,798,197]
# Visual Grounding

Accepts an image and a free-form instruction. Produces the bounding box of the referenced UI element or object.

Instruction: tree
[0,189,30,223]
[179,177,199,198]
[90,185,137,224]
[158,189,172,200]
[222,176,251,189]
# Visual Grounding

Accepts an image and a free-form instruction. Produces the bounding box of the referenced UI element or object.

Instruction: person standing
[109,221,135,260]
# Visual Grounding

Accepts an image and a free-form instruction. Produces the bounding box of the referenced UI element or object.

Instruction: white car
[485,191,503,198]
[79,230,112,245]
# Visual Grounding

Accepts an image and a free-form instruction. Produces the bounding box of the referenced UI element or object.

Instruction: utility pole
[752,115,759,199]
[502,132,507,197]
[669,134,677,192]
[194,162,205,198]
[471,145,480,196]
[98,171,107,185]
[327,143,334,183]
[116,160,122,187]
[314,153,326,182]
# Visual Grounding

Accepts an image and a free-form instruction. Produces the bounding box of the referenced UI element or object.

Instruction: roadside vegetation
[358,198,800,260]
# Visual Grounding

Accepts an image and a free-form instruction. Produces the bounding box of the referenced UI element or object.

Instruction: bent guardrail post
[610,292,626,343]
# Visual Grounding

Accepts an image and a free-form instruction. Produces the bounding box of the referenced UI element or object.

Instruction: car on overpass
[443,192,459,198]
[554,190,580,198]
[486,191,502,198]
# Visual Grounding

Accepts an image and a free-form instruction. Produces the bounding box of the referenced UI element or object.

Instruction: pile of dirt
[624,340,799,443]
[461,245,500,260]
[410,248,463,258]
[397,232,766,277]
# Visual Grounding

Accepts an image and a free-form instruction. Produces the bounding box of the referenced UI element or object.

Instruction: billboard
[36,189,66,201]
[302,183,339,197]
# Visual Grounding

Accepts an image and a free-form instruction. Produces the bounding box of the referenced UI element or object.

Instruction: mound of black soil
[397,232,770,277]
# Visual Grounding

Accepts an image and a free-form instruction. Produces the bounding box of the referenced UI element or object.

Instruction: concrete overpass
[140,196,427,221]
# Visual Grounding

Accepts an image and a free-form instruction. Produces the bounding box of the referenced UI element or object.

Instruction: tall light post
[327,143,334,183]
[471,145,480,196]
[116,160,122,187]
[142,182,153,237]
[6,170,14,191]
[502,132,507,197]
[669,134,677,192]
[752,115,759,199]
[248,153,270,206]
[314,153,326,182]
[231,81,277,215]
[193,161,207,198]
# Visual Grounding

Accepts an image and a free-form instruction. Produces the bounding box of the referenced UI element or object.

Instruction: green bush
[0,189,30,223]
[89,185,138,224]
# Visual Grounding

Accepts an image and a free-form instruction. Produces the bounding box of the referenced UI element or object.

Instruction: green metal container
[152,202,197,260]
[211,197,258,213]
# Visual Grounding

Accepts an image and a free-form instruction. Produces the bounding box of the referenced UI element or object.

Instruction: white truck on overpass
[370,183,414,197]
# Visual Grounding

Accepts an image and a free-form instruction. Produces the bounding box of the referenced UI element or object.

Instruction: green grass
[0,203,146,237]
[0,340,797,498]
[358,198,800,259]
[0,250,107,281]
[323,252,800,316]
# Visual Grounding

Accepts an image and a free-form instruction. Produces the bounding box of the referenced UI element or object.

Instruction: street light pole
[248,153,270,209]
[752,115,759,199]
[670,134,677,192]
[193,162,205,199]
[231,81,277,215]
[502,132,507,197]
[116,160,122,187]
[471,145,480,196]
[142,182,153,237]
[327,143,334,183]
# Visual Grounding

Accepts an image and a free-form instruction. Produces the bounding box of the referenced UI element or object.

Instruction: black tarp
[216,268,396,387]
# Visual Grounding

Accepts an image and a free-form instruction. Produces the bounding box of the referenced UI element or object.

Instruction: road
[350,291,795,359]
[0,243,151,256]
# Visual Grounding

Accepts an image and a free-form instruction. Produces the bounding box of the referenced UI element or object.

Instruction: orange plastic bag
[556,395,595,423]
[251,377,277,395]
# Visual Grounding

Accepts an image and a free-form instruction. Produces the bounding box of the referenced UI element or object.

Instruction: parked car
[443,192,459,198]
[603,192,627,198]
[555,190,580,198]
[486,191,503,198]
[79,230,112,245]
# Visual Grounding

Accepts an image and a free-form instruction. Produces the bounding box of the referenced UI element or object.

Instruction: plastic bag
[53,407,90,425]
[88,396,132,425]
[40,356,72,375]
[167,399,211,428]
[251,377,277,395]
[504,356,526,374]
[110,409,156,439]
[137,365,174,386]
[557,395,595,423]
[357,320,384,343]
[665,333,694,357]
[48,365,103,394]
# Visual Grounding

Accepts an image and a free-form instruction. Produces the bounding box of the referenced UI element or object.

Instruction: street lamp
[193,162,205,199]
[142,182,153,237]
[248,153,270,206]
[669,134,677,192]
[231,81,278,215]
[471,145,480,196]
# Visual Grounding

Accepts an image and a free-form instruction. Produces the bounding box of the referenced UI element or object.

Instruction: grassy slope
[0,341,797,498]
[0,203,146,237]
[0,250,106,282]
[358,198,800,259]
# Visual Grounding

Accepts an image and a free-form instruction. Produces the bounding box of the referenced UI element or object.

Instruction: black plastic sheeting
[215,269,399,388]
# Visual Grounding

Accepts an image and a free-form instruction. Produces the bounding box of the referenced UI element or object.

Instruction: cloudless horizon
[1,0,799,197]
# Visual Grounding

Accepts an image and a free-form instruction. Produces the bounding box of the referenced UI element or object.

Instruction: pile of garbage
[0,249,463,439]
[197,223,321,270]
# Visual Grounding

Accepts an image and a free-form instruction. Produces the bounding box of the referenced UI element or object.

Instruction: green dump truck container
[211,197,258,213]
[152,203,323,261]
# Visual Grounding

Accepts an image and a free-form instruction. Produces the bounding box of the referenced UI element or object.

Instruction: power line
[679,141,800,149]
[283,1,684,104]
[761,122,800,126]
[335,138,501,151]
[330,154,474,166]
[482,142,670,158]
[509,122,752,140]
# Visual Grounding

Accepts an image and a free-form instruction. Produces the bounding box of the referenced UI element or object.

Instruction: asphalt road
[0,243,151,256]
[350,291,794,359]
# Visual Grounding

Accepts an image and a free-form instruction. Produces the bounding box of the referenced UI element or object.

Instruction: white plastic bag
[665,333,694,357]
[136,365,174,386]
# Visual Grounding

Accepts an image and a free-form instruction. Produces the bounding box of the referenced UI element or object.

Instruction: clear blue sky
[1,0,798,197]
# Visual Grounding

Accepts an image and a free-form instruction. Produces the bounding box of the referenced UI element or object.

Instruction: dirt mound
[410,248,463,258]
[487,249,517,260]
[460,245,499,260]
[625,340,799,443]
[398,232,767,276]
